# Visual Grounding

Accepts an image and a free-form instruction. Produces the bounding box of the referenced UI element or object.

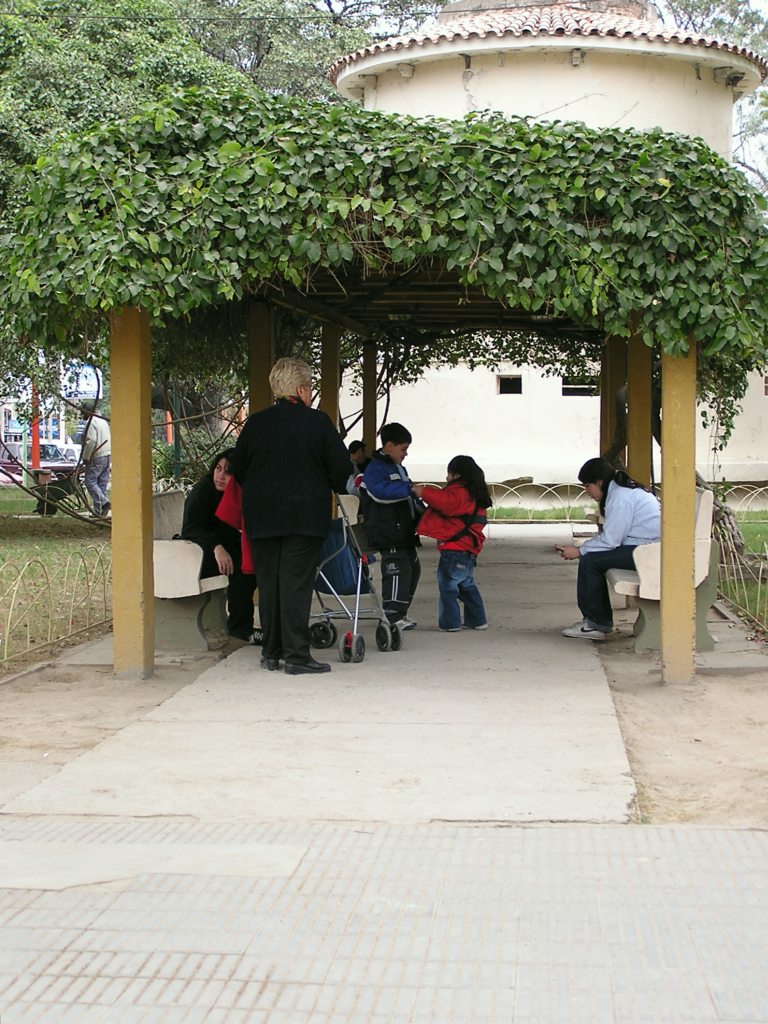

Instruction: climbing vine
[1,84,767,418]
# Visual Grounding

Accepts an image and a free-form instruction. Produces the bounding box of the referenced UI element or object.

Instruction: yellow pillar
[362,342,377,451]
[600,336,627,458]
[626,327,653,486]
[248,301,275,413]
[320,323,341,426]
[110,307,154,677]
[660,341,698,684]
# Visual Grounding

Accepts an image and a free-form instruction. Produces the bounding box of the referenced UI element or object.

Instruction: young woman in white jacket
[555,457,660,640]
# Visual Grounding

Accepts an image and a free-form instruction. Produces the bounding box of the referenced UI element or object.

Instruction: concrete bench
[605,487,717,652]
[153,490,228,650]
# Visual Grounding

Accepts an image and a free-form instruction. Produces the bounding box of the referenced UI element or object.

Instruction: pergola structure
[3,87,767,685]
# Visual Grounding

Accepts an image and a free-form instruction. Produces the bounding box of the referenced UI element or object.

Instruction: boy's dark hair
[347,440,366,455]
[379,422,412,446]
[447,455,492,509]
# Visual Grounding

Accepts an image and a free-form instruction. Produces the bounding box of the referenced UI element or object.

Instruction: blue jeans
[437,550,487,631]
[577,546,637,631]
[84,455,111,514]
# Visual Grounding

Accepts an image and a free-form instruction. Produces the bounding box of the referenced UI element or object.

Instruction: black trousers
[379,545,421,624]
[250,535,324,664]
[201,550,256,637]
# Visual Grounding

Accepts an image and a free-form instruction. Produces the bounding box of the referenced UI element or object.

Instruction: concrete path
[1,525,767,1023]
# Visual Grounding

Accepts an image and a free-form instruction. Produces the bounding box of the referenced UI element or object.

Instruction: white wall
[341,365,768,483]
[339,37,757,158]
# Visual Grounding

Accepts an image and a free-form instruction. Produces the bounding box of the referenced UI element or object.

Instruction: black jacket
[233,399,350,539]
[181,476,240,557]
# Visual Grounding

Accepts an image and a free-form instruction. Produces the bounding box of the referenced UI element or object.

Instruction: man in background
[80,402,111,517]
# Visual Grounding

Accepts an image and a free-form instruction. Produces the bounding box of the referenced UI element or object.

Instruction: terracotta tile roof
[328,4,767,83]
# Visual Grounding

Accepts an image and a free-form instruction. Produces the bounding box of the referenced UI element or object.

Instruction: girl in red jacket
[412,455,491,632]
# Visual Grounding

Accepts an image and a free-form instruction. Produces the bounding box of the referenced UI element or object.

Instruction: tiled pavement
[2,820,768,1023]
[2,526,767,1023]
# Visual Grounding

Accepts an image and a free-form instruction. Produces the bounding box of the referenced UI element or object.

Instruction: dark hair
[447,455,492,509]
[578,457,647,516]
[207,448,236,480]
[379,422,412,446]
[348,440,366,455]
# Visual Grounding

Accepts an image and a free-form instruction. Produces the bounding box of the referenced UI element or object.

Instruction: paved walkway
[1,525,767,1022]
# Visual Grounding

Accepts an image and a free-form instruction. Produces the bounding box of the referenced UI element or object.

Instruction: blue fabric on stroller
[316,518,372,596]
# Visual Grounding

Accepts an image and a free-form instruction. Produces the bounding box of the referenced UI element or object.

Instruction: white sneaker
[439,626,461,632]
[394,617,417,631]
[561,622,609,640]
[467,623,488,630]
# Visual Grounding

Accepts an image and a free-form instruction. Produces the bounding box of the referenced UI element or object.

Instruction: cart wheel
[310,621,337,649]
[390,623,403,651]
[338,630,353,663]
[375,622,392,652]
[351,634,366,663]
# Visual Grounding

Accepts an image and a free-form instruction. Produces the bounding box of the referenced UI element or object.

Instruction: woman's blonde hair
[269,357,312,400]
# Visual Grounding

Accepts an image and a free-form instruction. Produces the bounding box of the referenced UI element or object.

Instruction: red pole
[165,409,173,444]
[31,383,41,468]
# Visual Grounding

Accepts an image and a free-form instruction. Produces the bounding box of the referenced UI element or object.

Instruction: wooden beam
[109,307,154,677]
[362,342,377,451]
[320,323,341,427]
[660,341,697,684]
[600,336,627,458]
[248,301,275,414]
[626,325,653,486]
[264,289,370,337]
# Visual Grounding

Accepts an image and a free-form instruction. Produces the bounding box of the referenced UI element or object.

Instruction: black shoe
[248,628,265,646]
[284,658,331,675]
[260,656,280,671]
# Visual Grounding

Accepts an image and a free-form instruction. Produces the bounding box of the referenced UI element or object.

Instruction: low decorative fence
[0,544,112,667]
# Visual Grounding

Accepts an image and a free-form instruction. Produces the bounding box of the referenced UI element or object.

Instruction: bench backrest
[153,490,185,540]
[632,486,714,600]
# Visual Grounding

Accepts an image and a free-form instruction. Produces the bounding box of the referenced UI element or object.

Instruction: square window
[497,375,522,395]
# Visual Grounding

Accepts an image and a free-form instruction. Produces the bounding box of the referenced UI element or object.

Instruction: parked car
[0,440,81,480]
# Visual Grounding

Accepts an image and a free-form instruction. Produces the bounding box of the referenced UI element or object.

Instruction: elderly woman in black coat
[233,358,351,675]
[181,448,261,644]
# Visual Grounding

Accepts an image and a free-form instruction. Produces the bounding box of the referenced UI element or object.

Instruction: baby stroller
[309,499,403,663]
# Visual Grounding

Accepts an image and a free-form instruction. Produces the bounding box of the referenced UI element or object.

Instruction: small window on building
[561,375,599,397]
[764,374,768,396]
[497,375,522,395]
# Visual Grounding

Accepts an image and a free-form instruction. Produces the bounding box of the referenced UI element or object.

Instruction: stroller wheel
[351,634,366,663]
[390,624,403,651]
[339,630,353,663]
[310,621,337,649]
[375,622,392,652]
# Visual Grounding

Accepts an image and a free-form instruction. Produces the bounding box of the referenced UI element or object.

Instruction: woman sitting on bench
[555,457,660,641]
[181,449,262,645]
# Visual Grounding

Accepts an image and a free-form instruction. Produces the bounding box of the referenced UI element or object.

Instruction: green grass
[489,506,590,521]
[737,517,768,554]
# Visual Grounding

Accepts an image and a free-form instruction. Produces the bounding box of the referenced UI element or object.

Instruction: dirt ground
[1,631,767,826]
[600,624,768,827]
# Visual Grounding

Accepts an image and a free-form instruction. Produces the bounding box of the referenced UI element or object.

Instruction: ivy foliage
[2,85,768,374]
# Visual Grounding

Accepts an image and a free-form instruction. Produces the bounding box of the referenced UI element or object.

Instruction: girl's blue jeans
[437,550,487,630]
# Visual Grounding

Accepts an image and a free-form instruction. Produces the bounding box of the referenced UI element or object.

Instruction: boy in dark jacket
[360,422,421,631]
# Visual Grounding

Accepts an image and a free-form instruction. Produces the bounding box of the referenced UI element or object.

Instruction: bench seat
[152,491,228,650]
